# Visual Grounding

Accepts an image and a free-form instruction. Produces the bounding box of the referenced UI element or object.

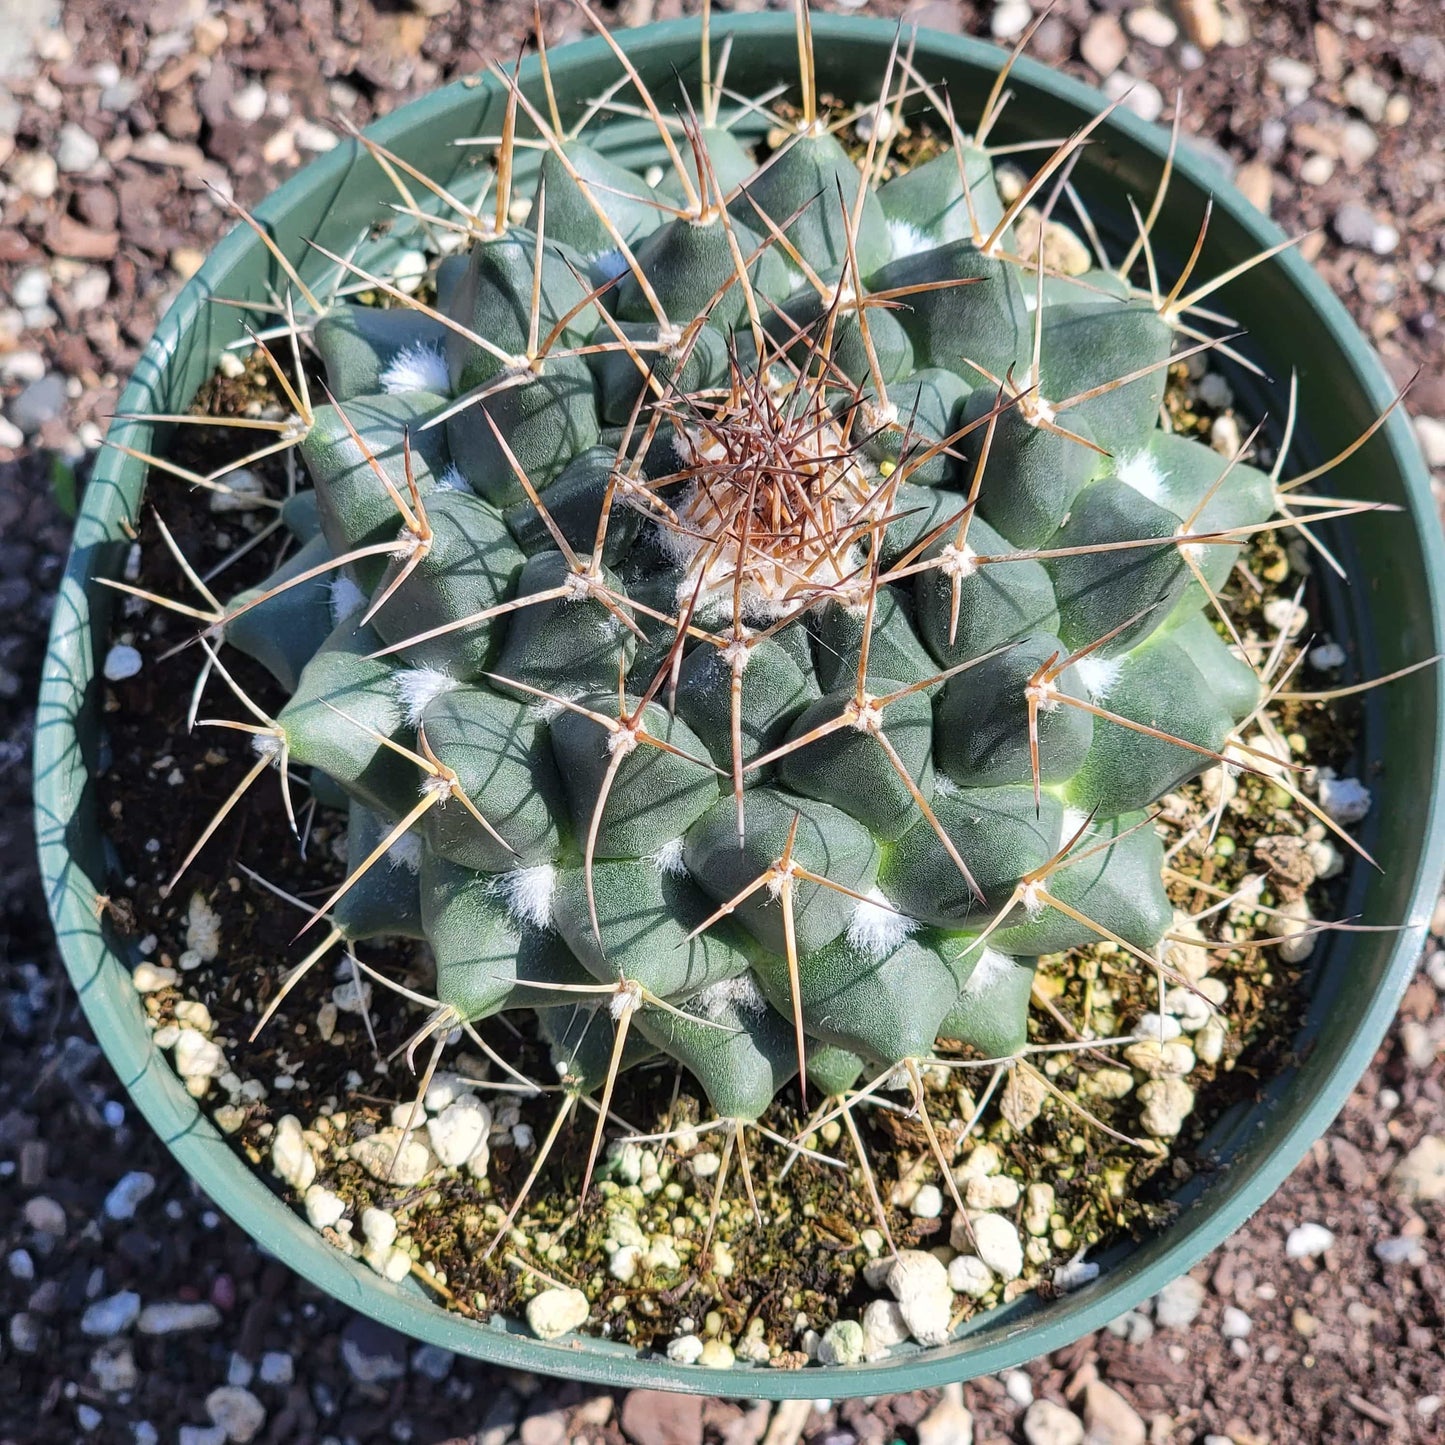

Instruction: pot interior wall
[35,14,1445,1396]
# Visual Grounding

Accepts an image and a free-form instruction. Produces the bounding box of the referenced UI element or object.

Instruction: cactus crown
[123,0,1401,1267]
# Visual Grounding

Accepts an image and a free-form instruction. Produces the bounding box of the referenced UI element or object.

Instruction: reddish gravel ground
[2,2,1443,1443]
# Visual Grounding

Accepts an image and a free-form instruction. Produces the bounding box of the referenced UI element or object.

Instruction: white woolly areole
[251,732,284,761]
[1115,448,1168,505]
[846,889,917,958]
[379,341,449,396]
[436,462,468,492]
[1060,806,1092,845]
[956,946,1015,1001]
[386,832,423,873]
[329,573,366,625]
[886,218,933,260]
[648,836,687,877]
[1073,653,1124,703]
[492,863,556,931]
[692,972,767,1021]
[394,666,459,729]
[937,541,977,582]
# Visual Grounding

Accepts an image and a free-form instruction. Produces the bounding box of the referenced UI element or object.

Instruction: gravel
[1283,1222,1335,1259]
[1153,1273,1207,1329]
[80,1289,141,1337]
[1023,1399,1085,1445]
[7,371,67,434]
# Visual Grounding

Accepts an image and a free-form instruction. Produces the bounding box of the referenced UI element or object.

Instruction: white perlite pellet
[525,1287,590,1341]
[270,1116,316,1192]
[969,1213,1024,1281]
[886,1250,954,1347]
[426,1097,492,1169]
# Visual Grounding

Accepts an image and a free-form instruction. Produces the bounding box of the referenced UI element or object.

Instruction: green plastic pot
[35,14,1445,1396]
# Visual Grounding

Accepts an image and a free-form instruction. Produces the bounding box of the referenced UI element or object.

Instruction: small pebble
[77,1406,103,1433]
[886,1249,954,1347]
[427,1097,492,1168]
[103,645,142,682]
[1373,1236,1425,1265]
[525,1287,589,1341]
[271,1116,317,1193]
[1153,1274,1206,1329]
[1053,1256,1101,1292]
[1022,1399,1085,1445]
[1125,8,1178,47]
[1285,1222,1335,1259]
[1003,1369,1035,1407]
[1266,56,1315,98]
[1221,1306,1252,1339]
[964,1173,1021,1211]
[947,1254,995,1299]
[989,0,1033,43]
[209,469,269,513]
[205,1387,266,1444]
[1308,642,1347,670]
[11,150,58,199]
[178,1427,226,1445]
[228,83,268,124]
[1134,1011,1182,1041]
[303,1184,345,1230]
[860,1298,909,1361]
[361,1207,397,1251]
[410,1344,455,1381]
[1339,120,1379,170]
[102,1171,156,1222]
[9,1313,43,1353]
[1318,775,1371,824]
[698,1338,735,1369]
[910,1183,944,1219]
[56,122,101,172]
[1332,202,1377,249]
[348,1129,433,1186]
[1414,415,1445,470]
[1138,1077,1196,1137]
[137,1302,222,1335]
[1081,14,1128,76]
[24,1196,66,1236]
[817,1319,865,1366]
[131,962,177,993]
[1343,69,1389,123]
[258,1352,294,1386]
[11,267,49,309]
[917,1390,974,1445]
[665,1333,704,1364]
[81,1291,142,1338]
[1081,1381,1146,1445]
[970,1213,1024,1281]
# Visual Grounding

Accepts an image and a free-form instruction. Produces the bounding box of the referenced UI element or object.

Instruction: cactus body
[221,70,1276,1133]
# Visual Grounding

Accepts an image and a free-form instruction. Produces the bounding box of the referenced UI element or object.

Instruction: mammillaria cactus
[120,1,1399,1274]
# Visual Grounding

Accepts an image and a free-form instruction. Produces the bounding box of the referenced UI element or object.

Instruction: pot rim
[34,11,1445,1397]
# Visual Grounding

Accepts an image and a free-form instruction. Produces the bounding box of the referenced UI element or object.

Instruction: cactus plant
[118,1,1410,1285]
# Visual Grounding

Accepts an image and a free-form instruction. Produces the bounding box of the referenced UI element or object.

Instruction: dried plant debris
[93,0,1427,1372]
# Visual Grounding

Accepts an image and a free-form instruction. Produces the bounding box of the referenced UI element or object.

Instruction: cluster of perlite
[157,10,1323,1247]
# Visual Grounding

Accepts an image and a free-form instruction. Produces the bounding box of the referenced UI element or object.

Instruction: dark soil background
[2,1,1443,1442]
